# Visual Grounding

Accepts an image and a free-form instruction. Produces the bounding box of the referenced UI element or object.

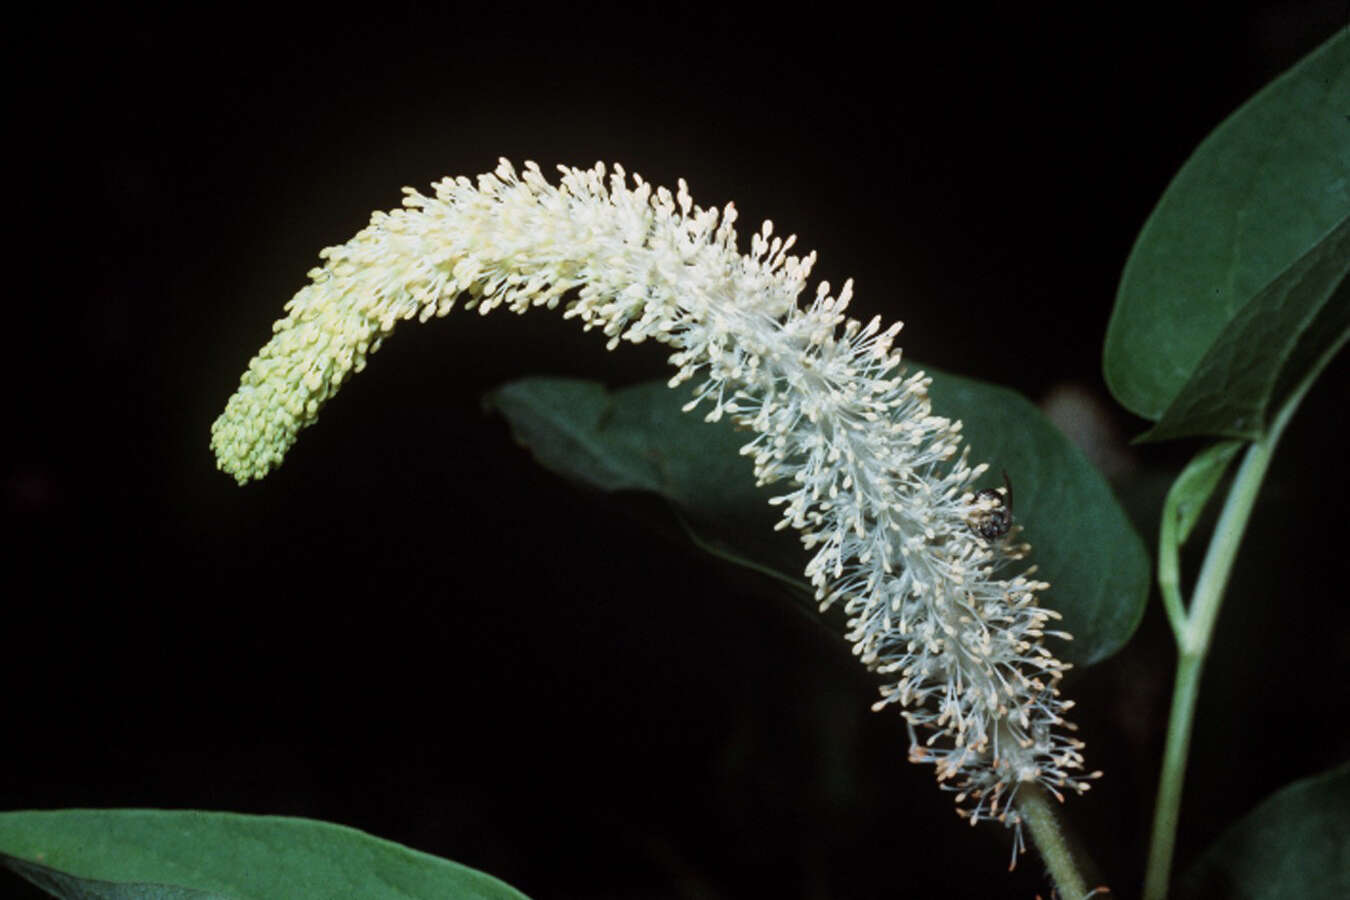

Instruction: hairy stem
[1019,785,1097,899]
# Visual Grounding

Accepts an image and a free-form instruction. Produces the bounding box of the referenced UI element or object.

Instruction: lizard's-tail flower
[211,160,1096,851]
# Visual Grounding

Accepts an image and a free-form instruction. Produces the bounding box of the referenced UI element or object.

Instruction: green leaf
[1177,761,1350,899]
[486,370,1149,668]
[1155,439,1245,638]
[0,853,224,899]
[484,376,808,595]
[0,810,530,900]
[1164,440,1245,549]
[1104,28,1350,440]
[1139,222,1350,442]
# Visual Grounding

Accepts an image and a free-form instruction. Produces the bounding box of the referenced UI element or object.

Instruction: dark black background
[6,4,1349,898]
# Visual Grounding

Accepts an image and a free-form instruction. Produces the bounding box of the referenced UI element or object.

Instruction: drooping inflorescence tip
[211,161,1093,855]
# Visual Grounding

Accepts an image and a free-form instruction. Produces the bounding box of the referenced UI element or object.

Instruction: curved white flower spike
[212,160,1096,850]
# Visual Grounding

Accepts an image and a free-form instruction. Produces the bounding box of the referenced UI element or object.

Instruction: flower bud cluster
[212,160,1095,846]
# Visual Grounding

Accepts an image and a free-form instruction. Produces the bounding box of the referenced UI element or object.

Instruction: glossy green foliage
[1105,29,1349,442]
[0,810,530,900]
[486,370,1148,668]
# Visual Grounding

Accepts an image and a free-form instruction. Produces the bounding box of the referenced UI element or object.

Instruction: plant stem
[1143,436,1273,899]
[1141,332,1342,899]
[1019,785,1095,899]
[1143,649,1205,900]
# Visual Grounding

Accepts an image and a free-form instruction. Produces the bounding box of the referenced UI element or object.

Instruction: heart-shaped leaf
[1177,761,1350,899]
[486,370,1148,668]
[1104,28,1349,441]
[0,810,530,900]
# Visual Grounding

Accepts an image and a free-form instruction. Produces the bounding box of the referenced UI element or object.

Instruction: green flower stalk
[212,160,1096,857]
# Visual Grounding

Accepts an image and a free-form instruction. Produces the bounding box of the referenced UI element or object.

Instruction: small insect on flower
[969,469,1014,541]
